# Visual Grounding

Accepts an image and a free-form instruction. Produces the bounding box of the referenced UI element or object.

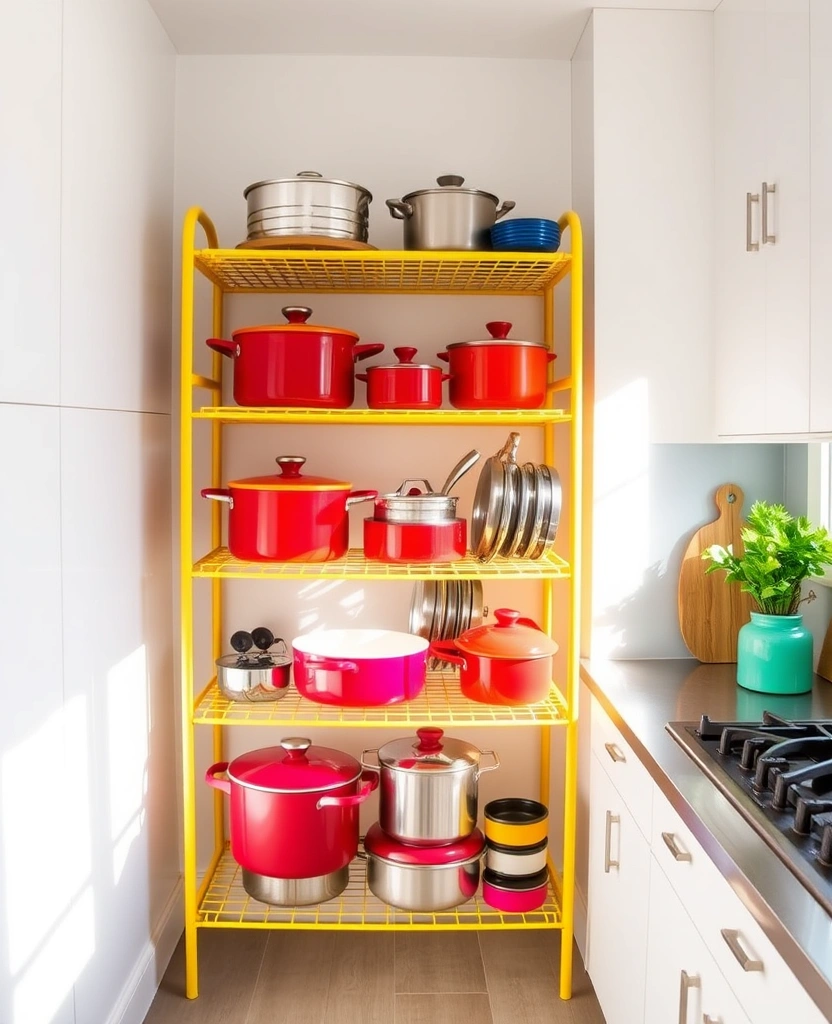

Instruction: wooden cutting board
[678,483,755,663]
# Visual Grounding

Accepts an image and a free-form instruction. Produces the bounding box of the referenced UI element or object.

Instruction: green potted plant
[703,501,832,694]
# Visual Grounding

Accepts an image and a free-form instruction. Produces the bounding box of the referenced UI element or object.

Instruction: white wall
[0,3,178,1023]
[174,54,574,867]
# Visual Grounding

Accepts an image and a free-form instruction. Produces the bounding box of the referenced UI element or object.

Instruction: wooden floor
[144,929,605,1024]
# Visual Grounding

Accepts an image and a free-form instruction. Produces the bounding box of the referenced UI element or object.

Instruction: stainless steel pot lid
[401,175,499,203]
[377,728,485,772]
[447,321,547,351]
[244,171,372,199]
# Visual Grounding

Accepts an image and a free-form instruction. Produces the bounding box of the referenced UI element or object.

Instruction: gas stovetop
[667,711,832,917]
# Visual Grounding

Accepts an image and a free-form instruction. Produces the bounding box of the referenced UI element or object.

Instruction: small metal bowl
[216,652,291,702]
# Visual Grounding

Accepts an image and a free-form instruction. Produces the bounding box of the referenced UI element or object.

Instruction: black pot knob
[230,630,253,654]
[251,626,275,652]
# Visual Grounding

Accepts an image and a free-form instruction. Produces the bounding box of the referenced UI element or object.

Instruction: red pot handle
[316,769,379,810]
[486,321,512,340]
[355,373,369,383]
[345,489,378,509]
[206,338,238,358]
[354,343,385,363]
[205,762,231,795]
[201,487,233,508]
[440,373,452,383]
[494,608,544,632]
[394,347,418,364]
[428,639,466,668]
[416,727,444,752]
[304,656,359,673]
[546,352,557,363]
[437,351,449,363]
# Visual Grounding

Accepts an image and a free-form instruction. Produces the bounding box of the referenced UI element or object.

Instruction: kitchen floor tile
[322,933,395,1024]
[143,930,267,1024]
[246,932,335,1024]
[394,932,488,993]
[479,931,574,1023]
[396,992,494,1024]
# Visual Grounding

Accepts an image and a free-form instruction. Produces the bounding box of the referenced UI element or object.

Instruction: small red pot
[428,608,557,705]
[205,738,379,878]
[363,517,466,563]
[292,629,428,706]
[356,347,450,409]
[438,321,556,409]
[206,305,383,408]
[482,867,549,912]
[201,455,376,562]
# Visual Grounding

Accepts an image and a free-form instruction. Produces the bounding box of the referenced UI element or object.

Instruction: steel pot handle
[206,338,239,358]
[201,487,233,508]
[360,749,381,770]
[386,199,413,220]
[477,750,501,775]
[205,762,231,795]
[395,479,434,496]
[428,639,466,668]
[354,343,385,363]
[296,171,323,178]
[495,200,516,220]
[345,489,378,509]
[316,770,379,810]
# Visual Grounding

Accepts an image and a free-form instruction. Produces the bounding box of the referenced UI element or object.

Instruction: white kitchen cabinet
[587,751,651,1024]
[646,855,751,1024]
[715,0,812,437]
[810,0,832,433]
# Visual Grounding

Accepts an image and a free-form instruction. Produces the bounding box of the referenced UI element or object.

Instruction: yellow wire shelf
[193,672,569,727]
[192,547,570,580]
[198,847,562,930]
[193,406,572,426]
[193,248,572,296]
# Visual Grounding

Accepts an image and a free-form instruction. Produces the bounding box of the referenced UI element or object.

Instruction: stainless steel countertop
[581,658,832,1020]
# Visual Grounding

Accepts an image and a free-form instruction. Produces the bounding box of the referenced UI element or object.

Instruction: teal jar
[736,613,813,694]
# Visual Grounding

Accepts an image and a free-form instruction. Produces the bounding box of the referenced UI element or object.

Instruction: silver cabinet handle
[746,191,760,251]
[604,741,625,763]
[662,831,692,862]
[678,970,700,1024]
[720,929,763,972]
[762,181,776,244]
[604,810,620,873]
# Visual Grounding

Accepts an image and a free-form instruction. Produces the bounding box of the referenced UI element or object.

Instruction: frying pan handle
[354,344,385,363]
[206,338,238,358]
[316,770,379,809]
[345,489,378,509]
[205,762,231,795]
[437,351,449,363]
[355,373,369,383]
[477,751,501,776]
[428,639,466,668]
[201,487,233,508]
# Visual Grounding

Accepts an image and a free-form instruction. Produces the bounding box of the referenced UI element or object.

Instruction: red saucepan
[201,455,376,562]
[356,347,451,409]
[438,321,556,409]
[363,518,466,563]
[206,306,383,408]
[429,608,558,705]
[205,738,378,878]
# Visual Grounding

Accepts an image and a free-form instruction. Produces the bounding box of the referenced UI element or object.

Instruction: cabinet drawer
[590,697,653,837]
[652,786,826,1024]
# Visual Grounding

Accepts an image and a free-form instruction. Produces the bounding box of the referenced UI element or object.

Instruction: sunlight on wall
[592,378,650,657]
[107,645,149,882]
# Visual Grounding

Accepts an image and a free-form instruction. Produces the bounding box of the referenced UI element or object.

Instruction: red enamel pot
[205,738,379,879]
[206,305,383,408]
[429,608,558,705]
[363,517,466,563]
[437,321,556,409]
[356,347,450,409]
[201,455,376,562]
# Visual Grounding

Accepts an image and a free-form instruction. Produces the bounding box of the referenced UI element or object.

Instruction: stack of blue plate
[490,218,561,253]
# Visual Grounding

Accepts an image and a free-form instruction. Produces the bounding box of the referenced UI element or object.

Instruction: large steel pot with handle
[244,171,372,241]
[386,175,515,251]
[362,728,499,845]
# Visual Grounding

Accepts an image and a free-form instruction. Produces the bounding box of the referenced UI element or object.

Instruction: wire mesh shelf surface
[193,249,572,295]
[192,547,570,580]
[193,672,569,727]
[192,406,572,426]
[199,847,562,930]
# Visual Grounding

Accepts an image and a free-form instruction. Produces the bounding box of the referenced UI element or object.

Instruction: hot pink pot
[481,867,549,912]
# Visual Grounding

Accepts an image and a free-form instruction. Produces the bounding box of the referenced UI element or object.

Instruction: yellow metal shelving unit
[179,208,583,1000]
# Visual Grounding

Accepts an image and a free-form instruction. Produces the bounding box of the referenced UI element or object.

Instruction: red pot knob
[486,321,512,340]
[282,305,313,324]
[280,737,311,761]
[494,609,521,629]
[275,456,306,478]
[394,347,418,365]
[416,727,444,752]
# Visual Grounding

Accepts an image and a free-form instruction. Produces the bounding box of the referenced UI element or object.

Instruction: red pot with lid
[206,306,384,408]
[205,738,379,878]
[356,347,450,409]
[438,321,556,409]
[429,608,558,705]
[201,455,376,562]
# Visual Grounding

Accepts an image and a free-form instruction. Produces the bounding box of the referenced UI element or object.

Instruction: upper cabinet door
[810,0,832,433]
[714,0,768,436]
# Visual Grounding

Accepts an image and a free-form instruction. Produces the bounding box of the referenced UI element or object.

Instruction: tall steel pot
[362,727,499,846]
[244,171,372,241]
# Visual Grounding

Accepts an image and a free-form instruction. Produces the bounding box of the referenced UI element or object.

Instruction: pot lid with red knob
[226,738,361,793]
[446,321,548,350]
[231,305,359,340]
[454,608,558,660]
[228,456,352,492]
[364,822,485,865]
[376,728,485,773]
[369,347,443,371]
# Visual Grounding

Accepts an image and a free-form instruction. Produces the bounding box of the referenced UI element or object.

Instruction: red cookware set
[206,310,556,411]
